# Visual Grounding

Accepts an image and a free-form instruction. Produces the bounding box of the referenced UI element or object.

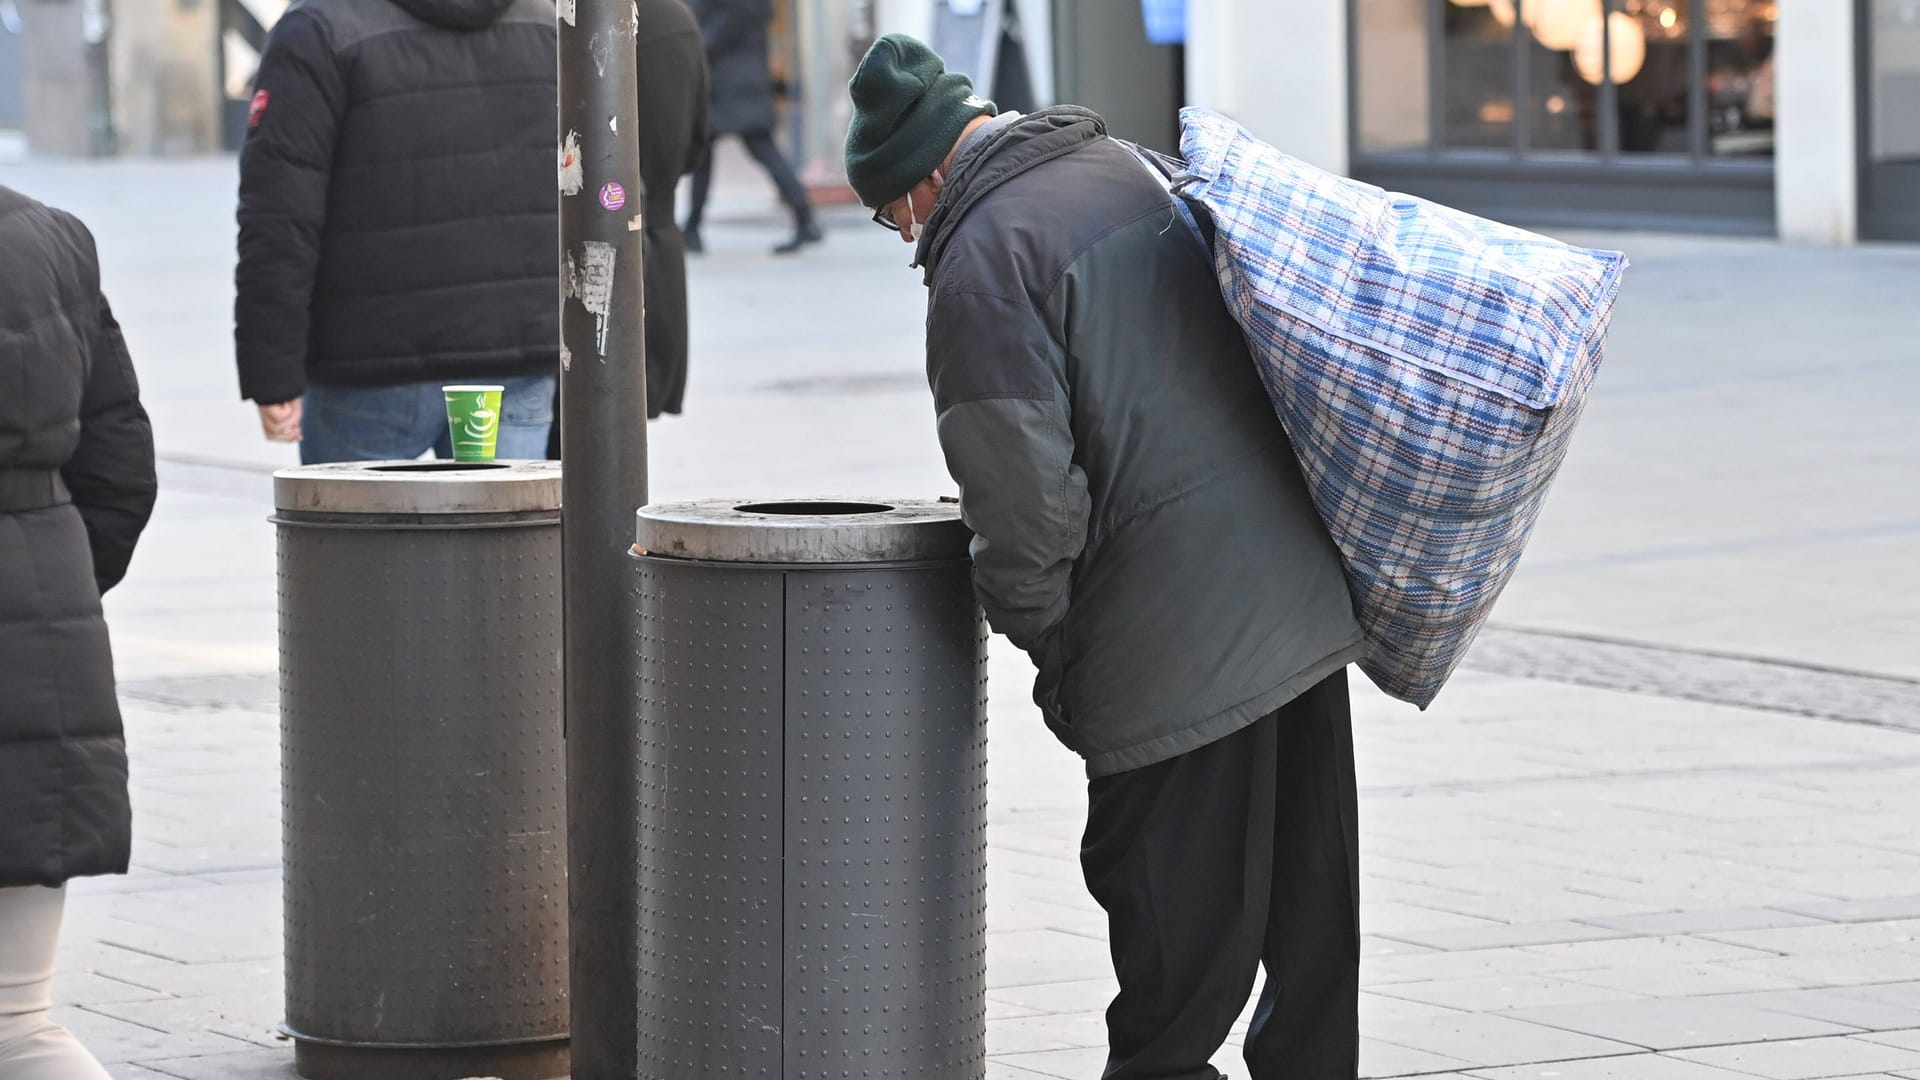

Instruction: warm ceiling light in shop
[1489,0,1517,27]
[1527,0,1593,50]
[1575,11,1648,85]
[1660,7,1679,28]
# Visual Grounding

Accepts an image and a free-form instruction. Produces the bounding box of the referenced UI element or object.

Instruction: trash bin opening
[734,501,895,516]
[366,462,515,473]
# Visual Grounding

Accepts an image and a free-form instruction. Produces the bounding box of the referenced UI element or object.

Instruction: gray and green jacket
[913,107,1366,777]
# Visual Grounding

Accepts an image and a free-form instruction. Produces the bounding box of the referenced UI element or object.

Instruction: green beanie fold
[844,34,997,209]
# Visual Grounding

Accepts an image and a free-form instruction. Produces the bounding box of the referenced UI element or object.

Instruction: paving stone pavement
[1,154,1914,1079]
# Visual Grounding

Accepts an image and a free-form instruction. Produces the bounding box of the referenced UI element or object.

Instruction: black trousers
[683,128,814,233]
[1081,670,1360,1080]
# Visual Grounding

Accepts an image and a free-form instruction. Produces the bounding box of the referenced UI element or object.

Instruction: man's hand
[259,399,303,442]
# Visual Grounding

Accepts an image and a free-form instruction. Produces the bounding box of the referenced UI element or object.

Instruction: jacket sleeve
[234,8,344,406]
[926,288,1090,653]
[63,295,157,595]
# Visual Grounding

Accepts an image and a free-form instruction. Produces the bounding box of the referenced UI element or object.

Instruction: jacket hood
[914,106,1106,282]
[391,0,517,29]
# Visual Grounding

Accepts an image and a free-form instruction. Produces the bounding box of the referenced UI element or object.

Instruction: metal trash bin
[272,461,569,1080]
[632,499,989,1078]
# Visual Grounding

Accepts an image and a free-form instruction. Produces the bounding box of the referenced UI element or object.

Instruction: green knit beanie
[844,34,997,209]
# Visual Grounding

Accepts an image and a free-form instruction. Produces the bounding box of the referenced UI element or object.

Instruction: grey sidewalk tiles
[1706,990,1920,1032]
[1554,962,1815,998]
[1370,974,1650,1012]
[47,1005,260,1066]
[1777,898,1920,925]
[1724,950,1920,990]
[984,929,1114,990]
[1365,1012,1639,1069]
[1355,1039,1477,1076]
[1579,909,1834,938]
[108,1048,295,1080]
[1376,920,1639,953]
[1499,997,1859,1051]
[1465,1055,1759,1078]
[1461,627,1920,731]
[1866,1029,1920,1051]
[1700,920,1920,957]
[1669,1035,1920,1078]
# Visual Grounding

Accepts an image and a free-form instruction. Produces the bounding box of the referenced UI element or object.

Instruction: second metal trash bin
[273,461,568,1080]
[632,499,989,1078]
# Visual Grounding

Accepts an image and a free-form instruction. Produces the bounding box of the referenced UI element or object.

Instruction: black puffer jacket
[235,0,559,405]
[0,185,157,887]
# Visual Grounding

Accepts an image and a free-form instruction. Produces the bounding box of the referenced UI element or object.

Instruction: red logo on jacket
[248,89,269,131]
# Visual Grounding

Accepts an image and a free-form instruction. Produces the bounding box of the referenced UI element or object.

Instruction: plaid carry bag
[1164,108,1629,708]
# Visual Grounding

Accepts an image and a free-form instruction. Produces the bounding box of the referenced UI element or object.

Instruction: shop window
[1354,0,1776,160]
[1870,0,1920,163]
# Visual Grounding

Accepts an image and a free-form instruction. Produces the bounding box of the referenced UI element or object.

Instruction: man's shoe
[683,226,703,254]
[773,219,823,255]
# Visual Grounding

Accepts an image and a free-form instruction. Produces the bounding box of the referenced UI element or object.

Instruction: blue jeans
[299,375,556,465]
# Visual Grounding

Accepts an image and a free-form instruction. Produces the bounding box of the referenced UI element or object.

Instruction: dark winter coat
[0,186,157,887]
[915,108,1367,777]
[234,0,559,406]
[638,0,709,417]
[690,0,777,135]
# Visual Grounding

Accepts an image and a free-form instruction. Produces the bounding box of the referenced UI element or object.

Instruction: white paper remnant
[571,241,618,357]
[559,131,584,195]
[590,31,610,76]
[609,116,618,134]
[560,344,573,372]
[627,213,644,232]
[558,0,576,25]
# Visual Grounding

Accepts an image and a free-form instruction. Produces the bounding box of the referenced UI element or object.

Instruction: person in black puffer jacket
[0,184,157,1080]
[235,0,560,463]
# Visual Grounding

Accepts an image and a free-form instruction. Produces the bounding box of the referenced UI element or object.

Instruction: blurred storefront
[1197,0,1919,243]
[1352,0,1781,233]
[3,0,1908,243]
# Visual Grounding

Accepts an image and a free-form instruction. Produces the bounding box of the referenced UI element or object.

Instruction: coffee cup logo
[461,394,500,443]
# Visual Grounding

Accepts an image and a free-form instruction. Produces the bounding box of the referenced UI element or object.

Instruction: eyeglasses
[871,205,901,232]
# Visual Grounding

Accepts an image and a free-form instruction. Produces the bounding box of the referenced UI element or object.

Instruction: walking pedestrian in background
[235,0,560,463]
[845,35,1367,1079]
[0,184,157,1080]
[682,0,822,255]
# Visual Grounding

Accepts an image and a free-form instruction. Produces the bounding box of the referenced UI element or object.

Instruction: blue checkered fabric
[1171,109,1628,708]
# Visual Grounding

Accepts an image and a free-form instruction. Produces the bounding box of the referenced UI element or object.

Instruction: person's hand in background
[258,399,302,442]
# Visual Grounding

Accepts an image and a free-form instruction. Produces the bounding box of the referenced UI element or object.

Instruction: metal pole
[559,1,647,1076]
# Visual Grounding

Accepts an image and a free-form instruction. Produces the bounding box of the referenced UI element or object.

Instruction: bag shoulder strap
[1113,138,1217,256]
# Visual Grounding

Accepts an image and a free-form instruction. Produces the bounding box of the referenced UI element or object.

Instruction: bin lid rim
[274,459,561,515]
[635,497,970,563]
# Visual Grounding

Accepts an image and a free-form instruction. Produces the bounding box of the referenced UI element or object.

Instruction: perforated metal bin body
[632,500,990,1079]
[272,461,568,1080]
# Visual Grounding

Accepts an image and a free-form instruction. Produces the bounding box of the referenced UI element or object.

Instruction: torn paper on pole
[559,131,584,195]
[567,241,618,359]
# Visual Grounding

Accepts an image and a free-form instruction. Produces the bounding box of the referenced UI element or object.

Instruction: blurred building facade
[0,0,1910,243]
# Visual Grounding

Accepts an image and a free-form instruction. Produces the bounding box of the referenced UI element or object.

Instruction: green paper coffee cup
[443,385,505,462]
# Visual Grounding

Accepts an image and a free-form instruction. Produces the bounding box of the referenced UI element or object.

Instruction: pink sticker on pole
[598,182,627,212]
